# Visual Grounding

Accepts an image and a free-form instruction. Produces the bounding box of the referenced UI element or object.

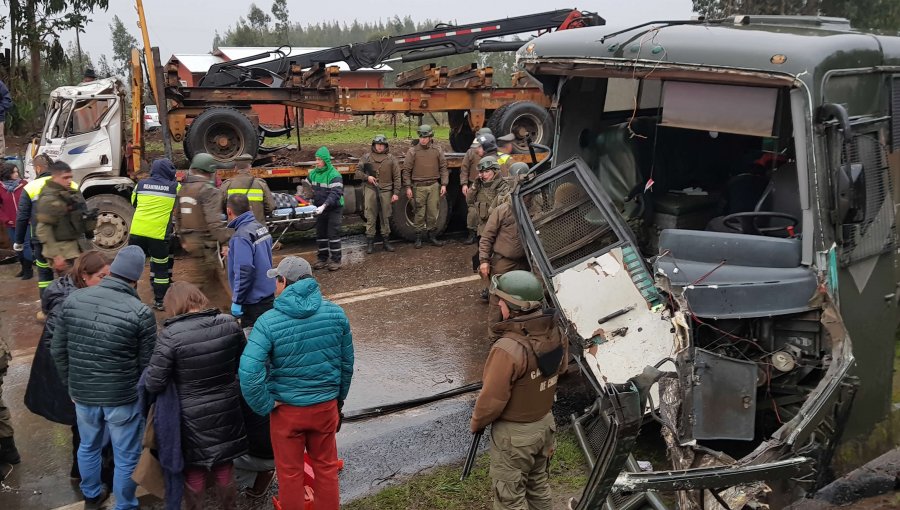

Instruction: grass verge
[342,430,588,510]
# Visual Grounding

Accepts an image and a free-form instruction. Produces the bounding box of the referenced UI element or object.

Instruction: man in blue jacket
[225,194,275,328]
[0,79,11,157]
[239,256,354,510]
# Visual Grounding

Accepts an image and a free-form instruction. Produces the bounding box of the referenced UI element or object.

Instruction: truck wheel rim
[204,124,245,160]
[93,212,129,250]
[510,113,542,151]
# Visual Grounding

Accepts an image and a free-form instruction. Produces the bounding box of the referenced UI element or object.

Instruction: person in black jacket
[144,281,247,510]
[24,251,111,481]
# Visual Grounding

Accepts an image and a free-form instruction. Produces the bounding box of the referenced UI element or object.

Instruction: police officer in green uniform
[402,124,448,249]
[175,153,233,307]
[496,133,515,176]
[129,158,179,310]
[470,271,567,510]
[14,154,73,300]
[462,127,493,244]
[35,162,96,273]
[219,153,275,223]
[355,134,400,254]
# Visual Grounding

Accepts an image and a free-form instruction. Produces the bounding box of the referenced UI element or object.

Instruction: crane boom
[198,9,603,87]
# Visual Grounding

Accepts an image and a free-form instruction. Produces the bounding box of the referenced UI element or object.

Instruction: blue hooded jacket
[239,278,354,415]
[226,210,275,305]
[0,80,11,122]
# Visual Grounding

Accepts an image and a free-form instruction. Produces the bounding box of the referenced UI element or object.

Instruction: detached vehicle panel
[513,15,899,509]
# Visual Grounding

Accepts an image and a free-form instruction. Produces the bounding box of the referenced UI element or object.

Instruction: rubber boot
[427,230,445,247]
[366,237,375,254]
[414,233,423,249]
[215,481,238,510]
[464,230,477,245]
[383,237,395,252]
[183,485,204,510]
[19,259,33,280]
[0,437,21,465]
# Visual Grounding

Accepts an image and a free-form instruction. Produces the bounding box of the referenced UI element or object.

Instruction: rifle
[362,162,384,216]
[460,429,484,480]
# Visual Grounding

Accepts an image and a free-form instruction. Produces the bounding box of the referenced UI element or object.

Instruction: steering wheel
[722,211,799,236]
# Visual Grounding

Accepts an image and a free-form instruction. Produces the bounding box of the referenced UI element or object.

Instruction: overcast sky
[40,0,695,66]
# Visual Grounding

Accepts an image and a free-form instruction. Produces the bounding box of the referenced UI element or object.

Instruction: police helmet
[478,156,501,173]
[417,124,434,138]
[490,270,544,311]
[476,127,493,136]
[476,134,497,153]
[189,153,219,173]
[508,162,530,177]
[372,134,389,146]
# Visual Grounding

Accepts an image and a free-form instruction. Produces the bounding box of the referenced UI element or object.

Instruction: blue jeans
[6,226,32,261]
[75,401,144,510]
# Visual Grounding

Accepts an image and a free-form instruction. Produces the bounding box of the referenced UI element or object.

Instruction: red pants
[270,400,340,510]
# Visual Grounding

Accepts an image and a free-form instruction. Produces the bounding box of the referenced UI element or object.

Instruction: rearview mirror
[836,162,865,224]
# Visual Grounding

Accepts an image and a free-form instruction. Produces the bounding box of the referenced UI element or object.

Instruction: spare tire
[487,101,553,153]
[389,191,450,241]
[186,107,258,163]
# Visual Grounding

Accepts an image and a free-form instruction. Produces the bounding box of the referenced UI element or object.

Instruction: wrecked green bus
[513,15,900,509]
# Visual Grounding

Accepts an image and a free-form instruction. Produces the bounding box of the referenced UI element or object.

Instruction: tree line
[692,0,900,32]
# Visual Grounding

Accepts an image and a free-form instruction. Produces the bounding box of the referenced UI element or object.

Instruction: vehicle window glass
[522,170,620,271]
[146,105,157,113]
[825,74,884,118]
[840,123,896,266]
[69,98,113,135]
[51,101,73,139]
[891,75,900,152]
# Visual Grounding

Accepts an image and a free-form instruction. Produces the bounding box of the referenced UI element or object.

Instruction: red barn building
[167,47,391,126]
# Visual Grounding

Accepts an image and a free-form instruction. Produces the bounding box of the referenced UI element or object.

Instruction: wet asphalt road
[0,234,523,509]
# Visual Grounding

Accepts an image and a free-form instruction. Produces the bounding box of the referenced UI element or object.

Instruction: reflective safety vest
[24,176,80,201]
[221,174,270,222]
[131,179,180,240]
[23,176,80,230]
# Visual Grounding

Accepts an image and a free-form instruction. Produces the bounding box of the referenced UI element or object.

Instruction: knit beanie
[110,245,146,282]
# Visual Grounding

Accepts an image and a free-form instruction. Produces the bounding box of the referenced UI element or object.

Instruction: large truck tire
[87,194,133,255]
[186,107,258,163]
[389,192,450,241]
[487,100,553,153]
[342,183,364,216]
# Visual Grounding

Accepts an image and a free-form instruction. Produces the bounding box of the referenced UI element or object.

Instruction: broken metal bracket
[613,456,814,492]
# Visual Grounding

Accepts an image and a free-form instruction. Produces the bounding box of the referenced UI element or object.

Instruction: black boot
[366,237,375,254]
[14,256,23,278]
[428,230,445,247]
[20,260,33,280]
[0,437,21,465]
[414,234,423,249]
[464,230,477,245]
[383,237,395,252]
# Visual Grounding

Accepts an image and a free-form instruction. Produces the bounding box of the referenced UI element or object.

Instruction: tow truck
[22,6,601,252]
[513,14,900,509]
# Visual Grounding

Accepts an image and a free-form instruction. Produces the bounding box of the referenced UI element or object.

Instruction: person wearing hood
[0,162,33,279]
[239,256,354,510]
[130,158,180,310]
[225,193,275,328]
[0,78,11,157]
[470,270,568,510]
[309,147,345,271]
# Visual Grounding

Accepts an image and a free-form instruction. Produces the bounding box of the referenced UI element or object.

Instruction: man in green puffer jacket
[239,255,354,510]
